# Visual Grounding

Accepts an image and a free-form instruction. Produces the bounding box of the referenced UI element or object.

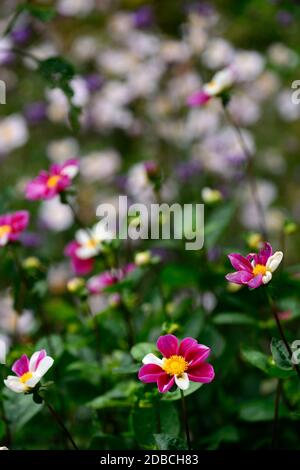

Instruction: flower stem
[271,379,282,449]
[180,389,191,450]
[45,400,79,450]
[223,105,267,239]
[265,289,300,382]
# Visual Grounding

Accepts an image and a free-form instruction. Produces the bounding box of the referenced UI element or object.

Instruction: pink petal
[12,354,29,377]
[225,271,253,285]
[188,363,215,383]
[248,274,263,289]
[258,242,272,265]
[186,90,211,107]
[138,364,164,383]
[157,374,175,393]
[157,334,178,358]
[178,337,198,357]
[186,344,211,366]
[228,254,252,272]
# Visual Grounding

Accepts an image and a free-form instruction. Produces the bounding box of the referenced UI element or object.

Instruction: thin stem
[45,400,79,450]
[223,106,267,239]
[271,380,282,449]
[121,301,135,349]
[180,389,191,450]
[83,300,102,364]
[265,289,300,382]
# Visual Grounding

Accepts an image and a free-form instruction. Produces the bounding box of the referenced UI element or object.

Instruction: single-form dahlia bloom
[187,67,234,107]
[87,263,136,295]
[64,240,94,275]
[74,224,114,260]
[0,211,29,246]
[138,335,215,393]
[25,158,79,200]
[225,242,283,289]
[4,350,54,393]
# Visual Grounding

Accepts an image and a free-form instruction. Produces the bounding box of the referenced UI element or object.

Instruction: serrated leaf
[270,337,292,370]
[241,348,294,379]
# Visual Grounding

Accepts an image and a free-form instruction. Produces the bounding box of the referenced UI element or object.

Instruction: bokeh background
[1,0,300,450]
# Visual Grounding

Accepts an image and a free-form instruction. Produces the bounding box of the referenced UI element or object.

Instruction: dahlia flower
[138,335,215,393]
[25,159,79,200]
[0,210,29,246]
[225,242,283,289]
[4,350,54,393]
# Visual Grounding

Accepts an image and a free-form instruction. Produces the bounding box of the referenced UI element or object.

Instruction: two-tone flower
[138,335,215,393]
[87,264,136,295]
[4,350,53,393]
[0,211,29,246]
[25,159,79,200]
[187,67,234,107]
[225,242,283,289]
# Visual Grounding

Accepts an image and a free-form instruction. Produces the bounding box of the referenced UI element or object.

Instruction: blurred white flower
[0,36,12,64]
[202,38,234,69]
[228,94,261,125]
[0,114,28,154]
[81,150,121,182]
[185,108,219,140]
[72,35,99,62]
[98,49,137,76]
[40,196,74,231]
[232,51,265,82]
[47,138,79,163]
[57,0,95,17]
[160,40,191,63]
[0,292,34,336]
[268,43,298,68]
[276,89,300,121]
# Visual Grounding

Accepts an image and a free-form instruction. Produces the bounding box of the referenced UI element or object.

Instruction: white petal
[76,229,90,245]
[26,374,41,388]
[142,353,163,366]
[35,356,54,378]
[4,376,25,393]
[29,351,42,372]
[266,251,283,272]
[262,271,272,284]
[175,373,190,390]
[0,234,9,246]
[61,165,78,179]
[76,245,99,260]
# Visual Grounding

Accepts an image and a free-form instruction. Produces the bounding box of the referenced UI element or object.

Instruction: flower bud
[134,251,151,266]
[202,187,223,204]
[67,277,85,294]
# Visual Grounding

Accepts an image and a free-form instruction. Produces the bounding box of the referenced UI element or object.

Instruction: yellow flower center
[0,225,11,238]
[19,372,33,384]
[85,238,98,249]
[252,264,267,276]
[162,355,188,376]
[47,175,61,188]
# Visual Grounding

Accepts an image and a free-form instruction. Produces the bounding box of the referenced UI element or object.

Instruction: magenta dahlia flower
[225,242,283,289]
[25,158,79,200]
[138,335,215,393]
[4,349,54,393]
[64,240,94,276]
[0,210,29,246]
[187,67,234,107]
[87,263,136,295]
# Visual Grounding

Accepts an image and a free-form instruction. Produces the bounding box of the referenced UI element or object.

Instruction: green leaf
[270,337,293,370]
[3,389,43,433]
[160,264,198,289]
[241,348,294,379]
[36,335,64,358]
[0,420,5,440]
[239,398,287,422]
[213,312,256,326]
[87,381,140,409]
[162,382,203,401]
[154,434,186,450]
[20,3,56,22]
[205,203,235,248]
[38,57,75,95]
[131,402,179,448]
[130,342,157,362]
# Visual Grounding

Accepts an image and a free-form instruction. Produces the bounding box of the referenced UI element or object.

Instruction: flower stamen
[252,264,267,276]
[162,355,188,377]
